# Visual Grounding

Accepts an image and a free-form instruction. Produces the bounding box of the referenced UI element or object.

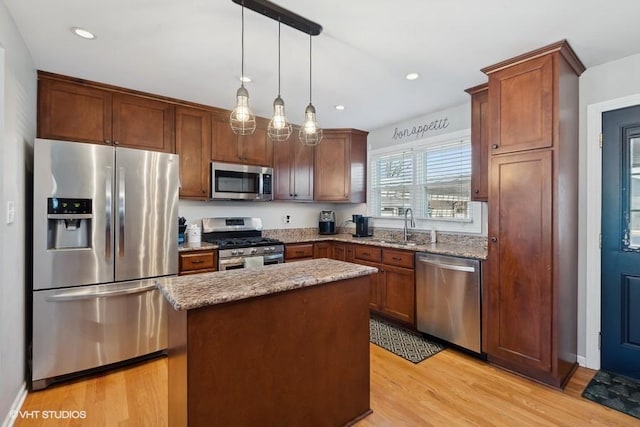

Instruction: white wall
[578,52,640,365]
[0,2,36,426]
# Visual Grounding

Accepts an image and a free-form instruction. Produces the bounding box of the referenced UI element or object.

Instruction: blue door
[601,105,640,380]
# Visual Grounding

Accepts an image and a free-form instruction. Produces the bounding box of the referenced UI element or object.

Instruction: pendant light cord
[241,5,245,88]
[309,33,312,103]
[278,21,281,97]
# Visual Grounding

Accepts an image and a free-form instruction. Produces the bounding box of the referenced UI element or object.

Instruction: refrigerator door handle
[105,166,112,259]
[118,166,125,257]
[45,284,157,302]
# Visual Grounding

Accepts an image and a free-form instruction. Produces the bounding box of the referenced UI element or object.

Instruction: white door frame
[584,93,640,369]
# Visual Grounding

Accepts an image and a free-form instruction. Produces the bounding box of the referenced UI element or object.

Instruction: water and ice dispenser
[47,198,93,249]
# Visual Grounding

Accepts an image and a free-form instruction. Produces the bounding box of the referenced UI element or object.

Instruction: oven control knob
[250,248,258,254]
[237,249,245,255]
[231,250,238,256]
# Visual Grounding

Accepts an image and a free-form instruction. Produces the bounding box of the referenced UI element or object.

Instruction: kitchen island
[157,258,378,427]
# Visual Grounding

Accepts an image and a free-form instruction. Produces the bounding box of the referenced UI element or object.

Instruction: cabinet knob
[490,236,497,243]
[491,144,499,149]
[289,194,293,197]
[104,139,111,144]
[474,189,480,194]
[114,140,120,145]
[293,193,298,197]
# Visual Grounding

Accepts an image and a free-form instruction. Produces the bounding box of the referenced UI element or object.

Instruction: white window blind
[370,138,472,221]
[370,151,414,217]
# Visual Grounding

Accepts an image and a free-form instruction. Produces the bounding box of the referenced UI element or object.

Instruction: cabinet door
[176,107,211,199]
[313,242,332,259]
[211,115,241,163]
[470,85,489,201]
[273,137,294,200]
[489,55,553,154]
[38,78,112,144]
[487,150,552,372]
[239,127,272,166]
[284,243,314,262]
[380,264,415,325]
[112,93,175,153]
[314,132,350,201]
[292,142,314,201]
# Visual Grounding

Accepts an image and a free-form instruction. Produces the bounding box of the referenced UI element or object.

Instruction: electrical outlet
[284,215,291,224]
[6,201,15,224]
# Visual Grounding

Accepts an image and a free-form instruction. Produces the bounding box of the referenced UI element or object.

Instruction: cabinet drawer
[382,249,414,269]
[354,246,382,263]
[285,243,314,260]
[179,251,216,272]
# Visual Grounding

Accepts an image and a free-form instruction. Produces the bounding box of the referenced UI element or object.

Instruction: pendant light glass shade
[299,33,322,146]
[230,5,256,135]
[267,22,292,141]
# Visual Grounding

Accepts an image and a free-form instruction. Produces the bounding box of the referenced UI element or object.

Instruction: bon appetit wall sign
[391,117,450,141]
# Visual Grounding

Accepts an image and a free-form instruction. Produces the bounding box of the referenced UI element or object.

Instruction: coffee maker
[319,210,337,235]
[352,214,373,237]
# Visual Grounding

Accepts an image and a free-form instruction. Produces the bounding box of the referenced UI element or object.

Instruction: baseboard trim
[1,382,27,427]
[577,355,588,368]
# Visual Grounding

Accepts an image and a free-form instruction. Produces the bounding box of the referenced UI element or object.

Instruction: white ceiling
[5,0,640,131]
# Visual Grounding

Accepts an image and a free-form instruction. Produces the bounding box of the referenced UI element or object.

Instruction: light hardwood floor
[13,346,639,426]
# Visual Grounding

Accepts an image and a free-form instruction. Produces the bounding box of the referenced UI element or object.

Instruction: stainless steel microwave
[210,162,273,201]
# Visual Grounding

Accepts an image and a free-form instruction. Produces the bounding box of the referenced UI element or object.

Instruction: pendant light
[230,4,256,135]
[299,33,323,146]
[267,22,293,141]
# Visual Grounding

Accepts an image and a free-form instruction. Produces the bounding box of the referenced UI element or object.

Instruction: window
[370,136,472,222]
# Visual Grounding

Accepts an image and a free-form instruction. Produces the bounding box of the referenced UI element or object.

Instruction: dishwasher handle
[417,257,476,273]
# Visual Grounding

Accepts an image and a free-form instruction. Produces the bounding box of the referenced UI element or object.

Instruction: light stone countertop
[178,241,218,252]
[157,258,378,311]
[276,233,487,260]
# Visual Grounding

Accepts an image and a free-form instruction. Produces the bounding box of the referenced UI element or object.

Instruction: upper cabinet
[314,129,368,203]
[176,106,211,200]
[484,54,554,155]
[273,130,314,201]
[211,113,273,167]
[465,83,489,202]
[38,72,175,153]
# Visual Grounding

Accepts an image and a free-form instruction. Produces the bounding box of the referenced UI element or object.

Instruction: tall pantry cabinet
[481,41,585,388]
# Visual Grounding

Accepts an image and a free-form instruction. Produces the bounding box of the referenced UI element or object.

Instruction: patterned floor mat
[369,316,444,363]
[582,370,640,420]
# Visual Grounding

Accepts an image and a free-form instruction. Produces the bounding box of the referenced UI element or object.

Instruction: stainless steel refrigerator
[31,138,179,390]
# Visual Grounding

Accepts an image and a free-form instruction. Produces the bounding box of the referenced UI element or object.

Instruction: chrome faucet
[403,208,415,242]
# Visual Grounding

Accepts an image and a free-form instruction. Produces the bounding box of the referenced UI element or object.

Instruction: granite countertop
[157,258,378,311]
[178,241,218,252]
[277,233,487,260]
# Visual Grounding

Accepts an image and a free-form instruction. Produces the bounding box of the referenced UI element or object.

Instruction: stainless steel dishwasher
[416,253,481,353]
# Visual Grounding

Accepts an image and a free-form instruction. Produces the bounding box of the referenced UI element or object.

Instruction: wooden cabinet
[176,107,211,199]
[314,129,368,203]
[179,250,217,275]
[284,243,314,262]
[211,114,273,167]
[465,83,489,201]
[38,72,175,153]
[481,40,584,388]
[351,245,415,326]
[313,242,332,259]
[273,131,314,201]
[332,242,354,262]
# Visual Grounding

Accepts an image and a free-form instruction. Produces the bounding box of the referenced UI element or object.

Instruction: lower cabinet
[313,242,332,259]
[352,246,416,326]
[284,243,314,262]
[179,250,218,275]
[332,242,354,262]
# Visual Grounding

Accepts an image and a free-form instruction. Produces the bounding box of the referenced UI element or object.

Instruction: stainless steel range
[201,217,284,270]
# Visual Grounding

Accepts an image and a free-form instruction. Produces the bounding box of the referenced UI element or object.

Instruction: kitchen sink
[364,238,417,246]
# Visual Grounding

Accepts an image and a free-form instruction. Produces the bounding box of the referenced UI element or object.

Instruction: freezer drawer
[32,280,168,389]
[416,253,481,353]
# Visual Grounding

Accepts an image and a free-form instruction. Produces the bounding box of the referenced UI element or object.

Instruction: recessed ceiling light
[71,27,96,40]
[335,105,345,111]
[405,72,420,81]
[240,76,252,83]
